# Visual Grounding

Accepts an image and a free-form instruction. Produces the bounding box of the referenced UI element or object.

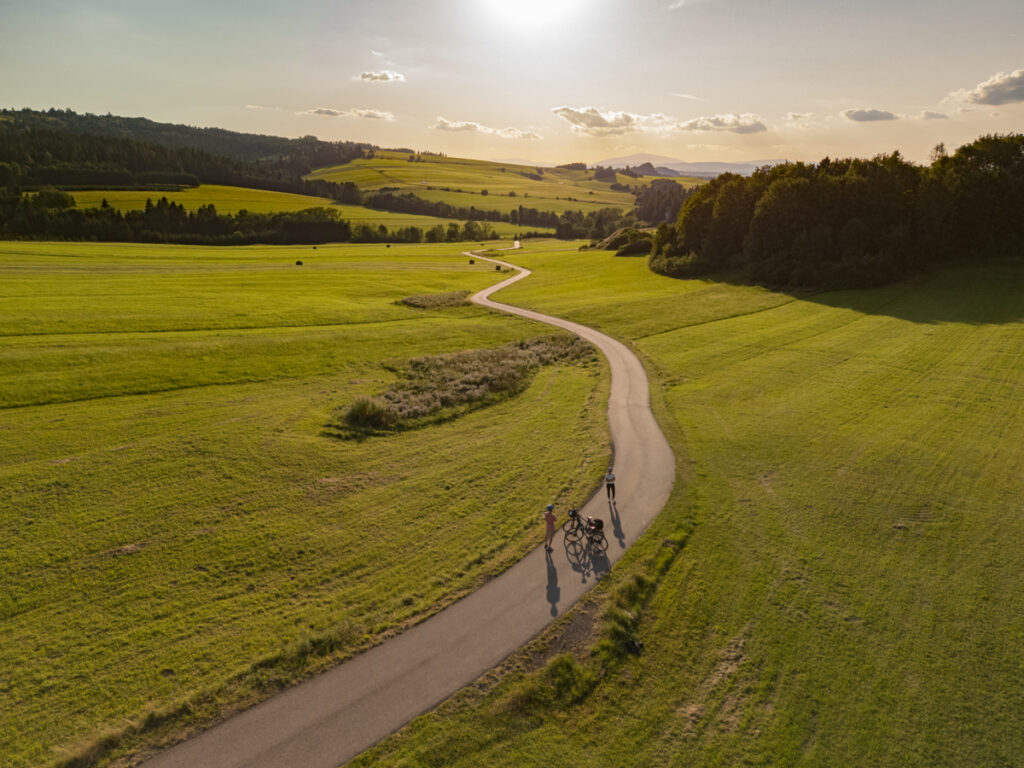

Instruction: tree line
[0,190,504,245]
[649,134,1024,289]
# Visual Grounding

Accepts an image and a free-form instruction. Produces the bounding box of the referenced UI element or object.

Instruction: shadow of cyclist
[608,498,625,548]
[545,550,560,617]
[590,549,611,576]
[562,535,592,583]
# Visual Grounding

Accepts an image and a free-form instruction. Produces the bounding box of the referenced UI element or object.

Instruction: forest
[649,134,1024,289]
[0,107,370,185]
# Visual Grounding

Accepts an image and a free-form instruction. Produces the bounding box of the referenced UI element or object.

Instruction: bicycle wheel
[590,530,608,554]
[563,522,584,544]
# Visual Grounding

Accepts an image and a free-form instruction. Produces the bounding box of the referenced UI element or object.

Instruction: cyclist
[605,466,616,501]
[543,504,556,552]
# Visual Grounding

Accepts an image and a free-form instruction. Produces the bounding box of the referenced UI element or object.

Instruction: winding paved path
[141,249,675,768]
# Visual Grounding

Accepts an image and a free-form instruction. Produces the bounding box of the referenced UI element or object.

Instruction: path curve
[140,248,675,768]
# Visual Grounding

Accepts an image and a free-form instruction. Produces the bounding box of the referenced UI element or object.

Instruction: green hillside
[71,185,336,215]
[351,245,1024,768]
[307,150,637,215]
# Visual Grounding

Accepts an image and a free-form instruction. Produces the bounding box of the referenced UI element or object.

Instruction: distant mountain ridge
[595,153,784,178]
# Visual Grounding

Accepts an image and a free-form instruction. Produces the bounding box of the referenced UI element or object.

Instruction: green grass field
[70,185,336,215]
[0,240,609,767]
[351,246,1024,767]
[306,151,640,216]
[67,185,544,236]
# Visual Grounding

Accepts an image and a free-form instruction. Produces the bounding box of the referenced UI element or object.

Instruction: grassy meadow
[67,185,541,236]
[351,246,1024,767]
[69,185,336,215]
[306,151,640,216]
[0,240,610,767]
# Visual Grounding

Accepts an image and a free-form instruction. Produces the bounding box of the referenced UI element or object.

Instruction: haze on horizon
[1,0,1022,166]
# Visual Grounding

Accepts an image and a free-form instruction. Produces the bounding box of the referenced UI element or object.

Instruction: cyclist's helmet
[547,504,554,511]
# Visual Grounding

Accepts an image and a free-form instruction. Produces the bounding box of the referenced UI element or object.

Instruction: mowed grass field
[67,185,541,236]
[352,246,1024,767]
[0,241,610,767]
[306,151,643,216]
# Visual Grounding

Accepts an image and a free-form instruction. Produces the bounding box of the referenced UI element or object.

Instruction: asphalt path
[140,248,675,768]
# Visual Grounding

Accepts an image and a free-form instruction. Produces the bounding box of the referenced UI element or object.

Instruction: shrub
[343,397,394,431]
[545,654,598,703]
[615,239,652,257]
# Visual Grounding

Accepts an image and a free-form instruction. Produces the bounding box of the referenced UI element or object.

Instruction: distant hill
[3,108,371,169]
[618,161,681,178]
[596,153,783,178]
[0,108,372,189]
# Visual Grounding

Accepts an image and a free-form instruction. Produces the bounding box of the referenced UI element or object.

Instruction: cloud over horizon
[359,70,406,82]
[677,112,767,133]
[302,107,394,120]
[552,106,767,136]
[784,112,816,129]
[551,106,671,136]
[948,68,1024,106]
[432,117,540,140]
[843,108,899,122]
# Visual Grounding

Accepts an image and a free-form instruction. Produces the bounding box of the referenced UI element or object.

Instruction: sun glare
[482,0,585,29]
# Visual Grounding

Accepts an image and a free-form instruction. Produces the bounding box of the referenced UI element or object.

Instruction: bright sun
[482,0,586,29]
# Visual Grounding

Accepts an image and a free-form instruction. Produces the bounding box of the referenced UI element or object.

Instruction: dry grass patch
[397,291,470,309]
[332,335,598,434]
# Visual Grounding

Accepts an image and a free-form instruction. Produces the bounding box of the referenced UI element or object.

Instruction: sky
[1,0,1022,166]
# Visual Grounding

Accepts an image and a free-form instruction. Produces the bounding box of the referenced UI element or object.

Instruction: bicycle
[562,508,608,553]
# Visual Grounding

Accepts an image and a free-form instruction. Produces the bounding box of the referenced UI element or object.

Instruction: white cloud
[947,68,1024,106]
[671,92,704,101]
[843,108,899,122]
[919,111,949,120]
[676,112,768,133]
[553,106,766,136]
[349,108,394,120]
[359,70,406,82]
[433,117,482,132]
[301,107,395,120]
[432,117,540,140]
[496,126,542,140]
[784,112,816,129]
[551,106,673,137]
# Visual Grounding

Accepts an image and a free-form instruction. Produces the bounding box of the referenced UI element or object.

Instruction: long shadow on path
[546,552,560,617]
[608,498,625,549]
